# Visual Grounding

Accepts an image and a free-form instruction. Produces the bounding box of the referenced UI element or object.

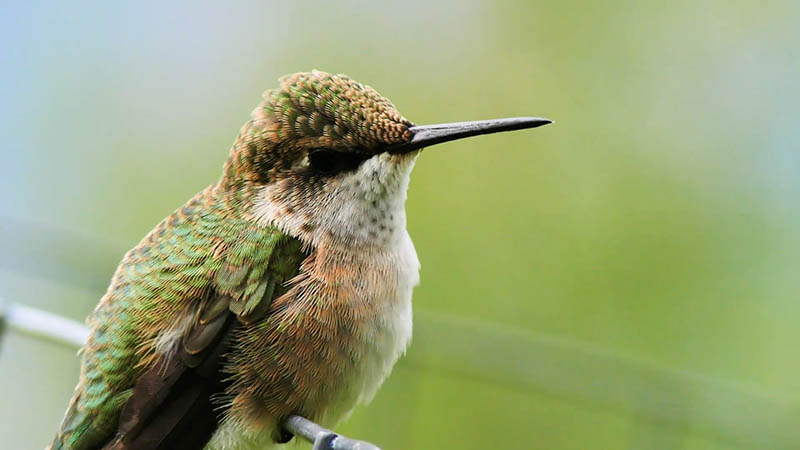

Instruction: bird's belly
[332,278,414,417]
[207,298,413,450]
[316,237,419,425]
[207,235,419,450]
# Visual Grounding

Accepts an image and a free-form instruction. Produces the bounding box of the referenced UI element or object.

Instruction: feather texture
[50,185,305,450]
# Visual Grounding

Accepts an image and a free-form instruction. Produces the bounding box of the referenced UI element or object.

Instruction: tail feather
[50,389,132,450]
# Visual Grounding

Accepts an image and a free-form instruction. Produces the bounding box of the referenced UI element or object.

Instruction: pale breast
[314,230,420,425]
[354,231,419,403]
[205,234,419,450]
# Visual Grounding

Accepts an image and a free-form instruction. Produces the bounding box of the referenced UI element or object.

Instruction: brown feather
[101,298,238,450]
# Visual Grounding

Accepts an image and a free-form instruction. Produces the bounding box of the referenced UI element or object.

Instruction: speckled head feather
[269,71,412,146]
[222,70,414,189]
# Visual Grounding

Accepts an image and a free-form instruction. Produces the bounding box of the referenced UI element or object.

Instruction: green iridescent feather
[50,186,305,450]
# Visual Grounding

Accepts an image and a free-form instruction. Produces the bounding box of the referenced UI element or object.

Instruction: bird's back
[50,185,296,450]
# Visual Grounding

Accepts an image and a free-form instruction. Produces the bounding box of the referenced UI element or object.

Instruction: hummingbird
[49,70,550,450]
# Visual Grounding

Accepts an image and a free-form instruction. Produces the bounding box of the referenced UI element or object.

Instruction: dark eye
[308,149,338,174]
[308,149,370,176]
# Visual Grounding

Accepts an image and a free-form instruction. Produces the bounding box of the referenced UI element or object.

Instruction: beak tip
[524,117,553,127]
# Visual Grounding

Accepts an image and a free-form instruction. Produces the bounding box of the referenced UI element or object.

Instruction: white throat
[253,152,418,250]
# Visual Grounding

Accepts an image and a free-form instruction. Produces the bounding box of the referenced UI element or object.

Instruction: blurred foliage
[1,0,799,449]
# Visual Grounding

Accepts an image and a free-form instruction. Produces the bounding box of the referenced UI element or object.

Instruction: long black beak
[386,117,551,154]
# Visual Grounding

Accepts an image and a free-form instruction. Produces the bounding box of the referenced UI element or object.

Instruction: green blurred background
[2,1,799,449]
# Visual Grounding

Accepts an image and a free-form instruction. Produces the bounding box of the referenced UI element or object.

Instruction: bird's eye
[307,148,371,176]
[308,149,338,174]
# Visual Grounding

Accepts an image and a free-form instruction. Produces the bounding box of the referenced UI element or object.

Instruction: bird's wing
[50,189,305,450]
[100,293,237,450]
[103,231,305,450]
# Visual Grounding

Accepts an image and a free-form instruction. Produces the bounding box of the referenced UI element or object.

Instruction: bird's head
[220,70,549,247]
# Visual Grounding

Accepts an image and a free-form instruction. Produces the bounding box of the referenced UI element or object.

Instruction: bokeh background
[2,1,799,449]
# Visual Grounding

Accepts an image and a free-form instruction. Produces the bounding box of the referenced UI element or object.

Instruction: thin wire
[1,302,89,349]
[0,297,380,450]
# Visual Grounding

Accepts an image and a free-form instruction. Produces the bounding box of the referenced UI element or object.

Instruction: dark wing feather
[102,295,236,450]
[100,231,305,450]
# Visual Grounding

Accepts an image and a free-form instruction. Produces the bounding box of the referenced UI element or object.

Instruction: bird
[49,70,551,450]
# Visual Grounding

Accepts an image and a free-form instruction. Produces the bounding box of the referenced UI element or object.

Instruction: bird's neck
[252,154,417,252]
